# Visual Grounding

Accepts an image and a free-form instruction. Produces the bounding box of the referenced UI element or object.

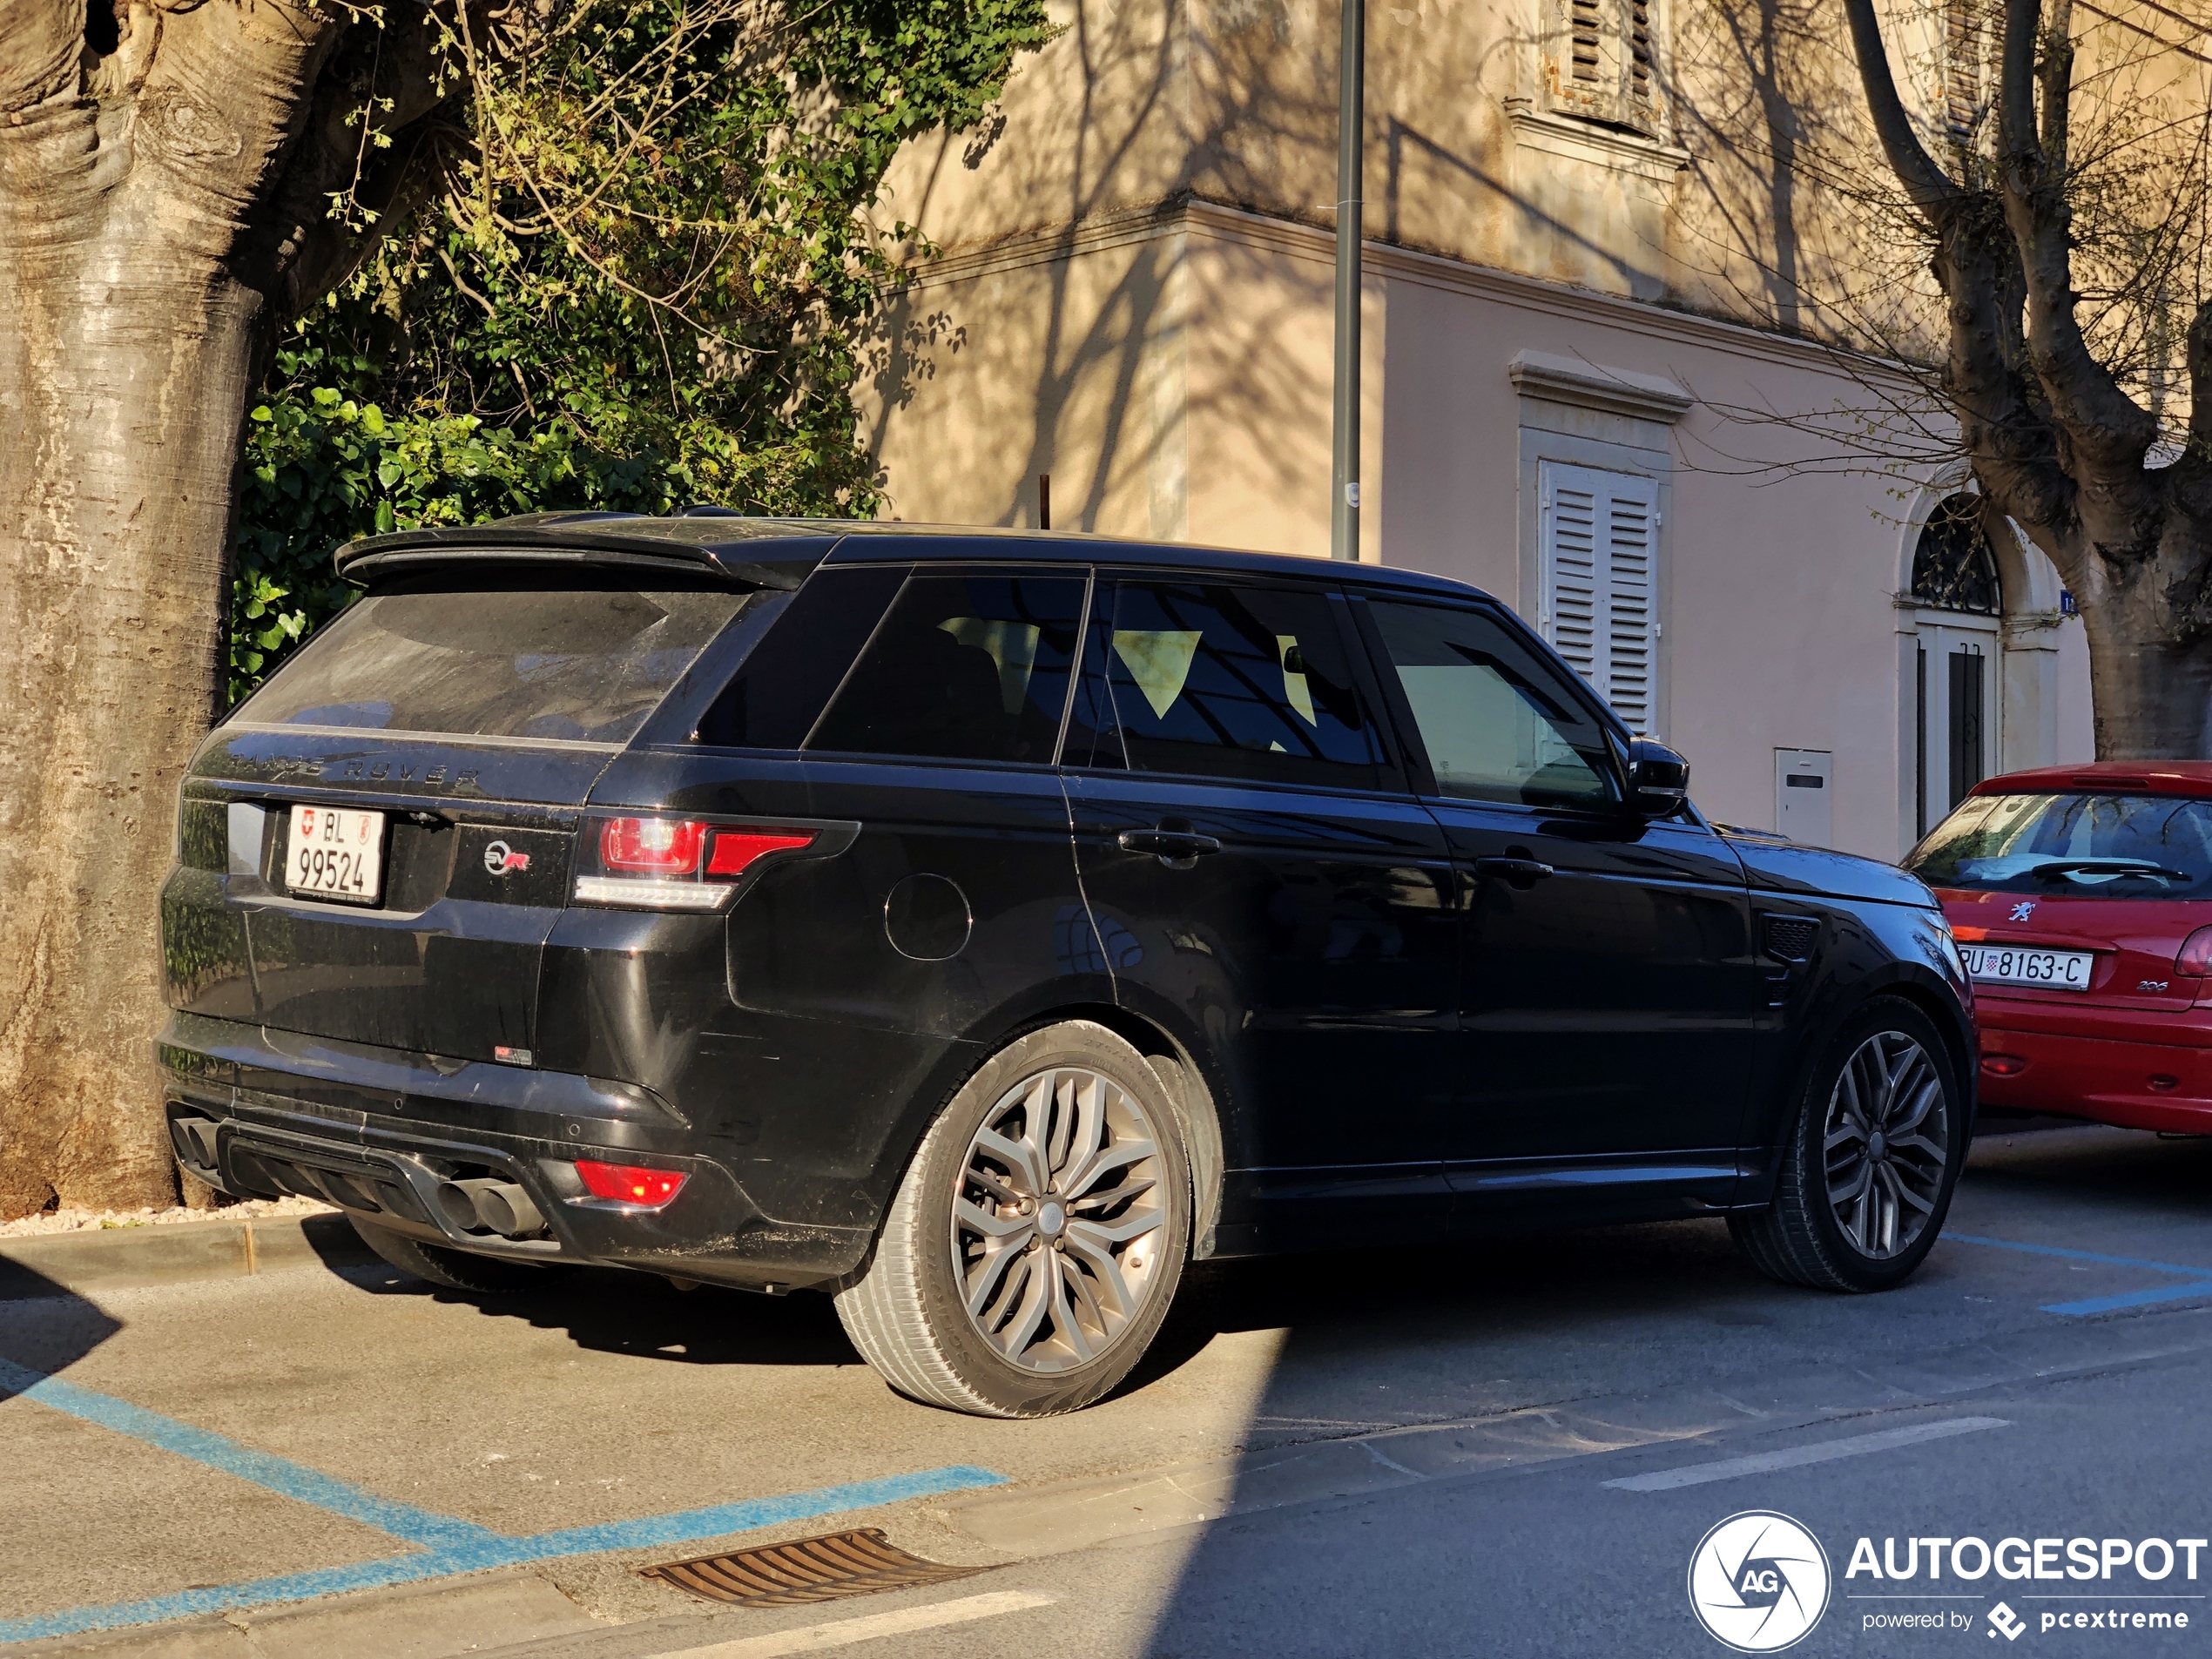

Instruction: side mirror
[1626,737,1689,818]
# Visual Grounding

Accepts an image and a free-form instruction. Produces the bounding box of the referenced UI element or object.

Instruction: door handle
[1472,856,1554,885]
[1117,828,1224,860]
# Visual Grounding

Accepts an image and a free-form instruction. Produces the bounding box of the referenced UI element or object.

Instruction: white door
[1538,461,1660,734]
[1913,617,2000,836]
[1775,749,1833,846]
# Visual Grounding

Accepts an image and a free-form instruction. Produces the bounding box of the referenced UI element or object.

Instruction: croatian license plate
[1962,944,2094,990]
[286,804,385,906]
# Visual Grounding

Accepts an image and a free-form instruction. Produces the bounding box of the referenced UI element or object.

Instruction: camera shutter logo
[1688,1511,1831,1652]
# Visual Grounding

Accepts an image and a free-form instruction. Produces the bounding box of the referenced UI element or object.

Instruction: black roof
[334,512,1495,605]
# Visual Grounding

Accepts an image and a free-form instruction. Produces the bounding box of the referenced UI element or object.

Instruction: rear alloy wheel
[350,1217,577,1296]
[1730,997,1964,1292]
[834,1021,1191,1417]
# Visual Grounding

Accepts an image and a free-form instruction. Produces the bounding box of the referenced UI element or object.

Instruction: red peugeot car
[1905,762,2212,1133]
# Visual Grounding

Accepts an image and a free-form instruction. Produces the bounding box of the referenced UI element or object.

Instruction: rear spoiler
[334,516,843,591]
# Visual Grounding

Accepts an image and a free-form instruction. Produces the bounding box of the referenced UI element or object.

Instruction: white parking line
[1602,1416,2010,1492]
[646,1589,1058,1657]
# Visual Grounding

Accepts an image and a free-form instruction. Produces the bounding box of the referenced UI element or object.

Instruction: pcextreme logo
[1689,1511,1833,1652]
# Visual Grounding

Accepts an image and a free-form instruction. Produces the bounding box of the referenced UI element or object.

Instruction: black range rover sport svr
[160,514,1976,1417]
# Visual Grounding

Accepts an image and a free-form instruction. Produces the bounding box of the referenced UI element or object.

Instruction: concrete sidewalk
[0,1213,377,1301]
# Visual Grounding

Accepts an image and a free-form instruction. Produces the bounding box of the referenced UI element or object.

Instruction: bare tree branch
[1997,0,2161,529]
[2190,298,2212,462]
[1840,0,1962,212]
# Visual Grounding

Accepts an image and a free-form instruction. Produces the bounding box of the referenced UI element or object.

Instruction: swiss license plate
[286,804,385,906]
[1962,943,2094,991]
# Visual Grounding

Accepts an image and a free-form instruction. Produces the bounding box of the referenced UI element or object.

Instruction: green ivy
[228,0,1054,704]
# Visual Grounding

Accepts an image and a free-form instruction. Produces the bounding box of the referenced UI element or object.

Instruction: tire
[1730,995,1966,1293]
[834,1020,1193,1418]
[350,1217,577,1295]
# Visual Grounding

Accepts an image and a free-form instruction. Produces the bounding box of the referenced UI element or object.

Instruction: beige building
[858,0,2101,858]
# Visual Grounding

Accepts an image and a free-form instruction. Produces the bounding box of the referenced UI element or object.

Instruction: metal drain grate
[637,1527,991,1608]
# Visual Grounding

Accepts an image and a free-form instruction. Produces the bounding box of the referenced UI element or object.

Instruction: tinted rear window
[1906,792,2212,896]
[234,580,750,744]
[1069,579,1380,788]
[807,570,1087,764]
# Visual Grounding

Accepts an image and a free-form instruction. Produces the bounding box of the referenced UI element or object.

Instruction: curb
[0,1213,377,1301]
[8,1566,598,1656]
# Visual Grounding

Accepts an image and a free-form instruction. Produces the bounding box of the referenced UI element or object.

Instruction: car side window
[692,564,906,749]
[1365,599,1618,810]
[1070,579,1380,788]
[806,569,1088,765]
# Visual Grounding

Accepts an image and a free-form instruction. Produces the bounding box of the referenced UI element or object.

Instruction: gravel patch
[0,1195,337,1238]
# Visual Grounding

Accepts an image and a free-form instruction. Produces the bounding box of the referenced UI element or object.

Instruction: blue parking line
[0,1358,502,1549]
[0,1357,1006,1645]
[1945,1233,2212,1317]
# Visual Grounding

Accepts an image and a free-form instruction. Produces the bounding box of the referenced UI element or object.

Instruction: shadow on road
[1129,1124,2212,1656]
[0,1261,124,1398]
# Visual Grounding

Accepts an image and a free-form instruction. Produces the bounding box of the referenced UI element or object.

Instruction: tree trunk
[2071,541,2212,762]
[0,266,260,1212]
[0,0,423,1216]
[1844,0,2212,763]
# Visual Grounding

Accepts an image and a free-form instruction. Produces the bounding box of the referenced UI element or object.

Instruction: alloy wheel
[1823,1031,1949,1259]
[951,1066,1167,1374]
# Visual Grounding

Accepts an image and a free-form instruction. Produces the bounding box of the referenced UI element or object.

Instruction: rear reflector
[575,1160,688,1207]
[1981,1054,2027,1076]
[575,815,817,910]
[2179,927,2212,977]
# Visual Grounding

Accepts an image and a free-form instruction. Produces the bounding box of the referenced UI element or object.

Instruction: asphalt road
[5,1122,2211,1658]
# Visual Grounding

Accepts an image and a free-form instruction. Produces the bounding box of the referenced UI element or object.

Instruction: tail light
[574,815,814,910]
[2179,926,2212,977]
[575,1160,688,1208]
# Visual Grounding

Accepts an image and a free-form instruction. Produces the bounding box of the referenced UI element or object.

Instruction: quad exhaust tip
[435,1177,547,1239]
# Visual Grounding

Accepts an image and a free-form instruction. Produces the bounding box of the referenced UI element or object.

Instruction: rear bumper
[157,1011,870,1291]
[1973,1002,2212,1135]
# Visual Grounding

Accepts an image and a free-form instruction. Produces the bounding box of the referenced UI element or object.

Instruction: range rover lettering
[158,515,1976,1417]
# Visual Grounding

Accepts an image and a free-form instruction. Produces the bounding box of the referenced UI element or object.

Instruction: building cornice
[1507,350,1694,422]
[889,197,1925,389]
[1506,105,1691,186]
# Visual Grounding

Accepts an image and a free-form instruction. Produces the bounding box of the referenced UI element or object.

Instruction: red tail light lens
[707,830,817,875]
[576,816,816,909]
[2179,926,2212,976]
[600,817,709,873]
[575,1160,688,1207]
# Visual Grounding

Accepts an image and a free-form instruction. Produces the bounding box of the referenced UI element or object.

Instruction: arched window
[1911,494,2001,614]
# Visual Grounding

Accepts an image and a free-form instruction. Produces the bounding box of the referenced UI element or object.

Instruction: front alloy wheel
[1730,996,1965,1292]
[1822,1031,1948,1260]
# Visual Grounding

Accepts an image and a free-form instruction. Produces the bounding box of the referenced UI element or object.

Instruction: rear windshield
[233,580,750,744]
[1905,792,2212,896]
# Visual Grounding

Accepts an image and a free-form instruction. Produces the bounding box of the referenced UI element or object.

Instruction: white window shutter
[1538,461,1661,734]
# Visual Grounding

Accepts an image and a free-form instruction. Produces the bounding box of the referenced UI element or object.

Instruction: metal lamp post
[1329,0,1365,563]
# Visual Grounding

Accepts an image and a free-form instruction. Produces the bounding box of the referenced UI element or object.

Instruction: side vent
[1763,914,1819,962]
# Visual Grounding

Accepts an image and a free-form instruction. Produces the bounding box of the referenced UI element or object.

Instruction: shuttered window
[1548,0,1661,134]
[1537,460,1659,734]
